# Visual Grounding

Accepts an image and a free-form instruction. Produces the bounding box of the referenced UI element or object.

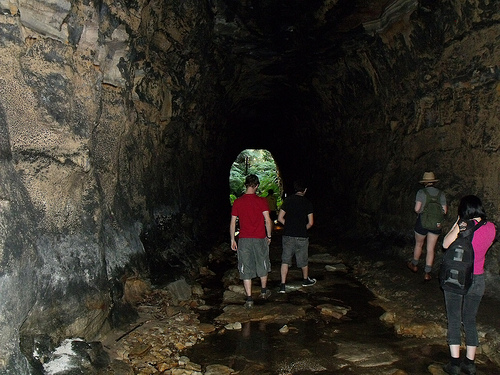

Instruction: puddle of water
[187,270,500,374]
[187,278,401,373]
[188,320,335,374]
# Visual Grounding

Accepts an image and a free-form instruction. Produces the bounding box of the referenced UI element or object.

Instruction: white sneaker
[302,277,317,287]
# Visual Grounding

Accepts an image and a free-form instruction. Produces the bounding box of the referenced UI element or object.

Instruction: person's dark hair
[458,195,487,220]
[293,180,306,193]
[245,174,260,188]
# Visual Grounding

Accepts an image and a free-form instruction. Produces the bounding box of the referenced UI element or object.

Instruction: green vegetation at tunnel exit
[229,149,282,207]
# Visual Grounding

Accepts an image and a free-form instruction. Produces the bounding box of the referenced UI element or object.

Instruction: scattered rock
[223,289,245,304]
[198,323,216,334]
[325,263,348,272]
[204,364,235,374]
[334,341,398,367]
[380,311,396,324]
[428,363,446,374]
[199,266,216,276]
[196,304,212,311]
[395,321,446,339]
[279,325,289,334]
[191,283,204,297]
[222,269,240,287]
[124,277,151,305]
[317,304,350,319]
[167,279,193,303]
[227,285,245,294]
[129,343,151,358]
[224,322,242,330]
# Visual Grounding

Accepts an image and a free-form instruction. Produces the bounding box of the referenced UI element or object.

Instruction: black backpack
[439,220,485,295]
[420,189,444,230]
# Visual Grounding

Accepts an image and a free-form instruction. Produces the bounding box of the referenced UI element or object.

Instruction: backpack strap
[459,220,487,238]
[422,189,442,214]
[422,188,441,202]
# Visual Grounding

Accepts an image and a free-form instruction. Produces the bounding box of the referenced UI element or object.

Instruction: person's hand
[231,239,238,251]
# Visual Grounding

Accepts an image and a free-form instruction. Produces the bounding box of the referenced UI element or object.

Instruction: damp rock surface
[87,231,500,374]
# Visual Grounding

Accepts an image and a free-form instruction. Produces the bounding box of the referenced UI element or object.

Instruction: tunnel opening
[229,149,283,208]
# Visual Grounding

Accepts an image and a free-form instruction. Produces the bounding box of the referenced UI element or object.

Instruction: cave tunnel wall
[237,1,500,243]
[222,0,500,309]
[1,0,500,373]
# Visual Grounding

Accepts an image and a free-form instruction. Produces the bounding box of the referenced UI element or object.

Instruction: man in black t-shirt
[277,180,315,293]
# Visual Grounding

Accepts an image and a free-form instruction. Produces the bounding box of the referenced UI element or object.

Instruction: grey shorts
[237,238,271,280]
[281,235,309,268]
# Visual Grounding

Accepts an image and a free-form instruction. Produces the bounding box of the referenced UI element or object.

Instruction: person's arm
[440,192,448,215]
[414,201,422,214]
[230,215,238,251]
[277,209,286,225]
[443,217,460,249]
[306,213,314,230]
[264,211,272,242]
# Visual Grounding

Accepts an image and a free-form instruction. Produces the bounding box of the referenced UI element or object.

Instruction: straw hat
[420,171,438,184]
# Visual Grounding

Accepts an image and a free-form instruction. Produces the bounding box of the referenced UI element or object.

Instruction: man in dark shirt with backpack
[277,180,315,293]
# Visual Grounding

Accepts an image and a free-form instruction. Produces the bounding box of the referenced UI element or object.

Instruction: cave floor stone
[97,228,500,374]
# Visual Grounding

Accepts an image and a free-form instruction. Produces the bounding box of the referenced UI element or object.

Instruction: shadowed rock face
[1,0,500,373]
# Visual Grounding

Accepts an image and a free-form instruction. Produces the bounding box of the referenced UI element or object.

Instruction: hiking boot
[302,277,317,287]
[460,361,476,375]
[259,290,272,299]
[407,261,418,273]
[443,362,460,375]
[424,273,432,281]
[244,300,254,309]
[279,283,286,294]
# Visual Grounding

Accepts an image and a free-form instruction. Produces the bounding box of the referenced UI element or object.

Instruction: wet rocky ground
[42,228,500,374]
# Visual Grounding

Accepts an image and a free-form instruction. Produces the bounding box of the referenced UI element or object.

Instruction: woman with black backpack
[441,195,496,375]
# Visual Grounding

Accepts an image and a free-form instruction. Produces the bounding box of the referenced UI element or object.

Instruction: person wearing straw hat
[407,171,447,281]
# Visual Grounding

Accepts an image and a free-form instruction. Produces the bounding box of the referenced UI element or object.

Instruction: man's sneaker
[244,300,254,309]
[302,277,317,287]
[259,289,272,299]
[460,361,476,375]
[279,284,286,294]
[443,362,460,375]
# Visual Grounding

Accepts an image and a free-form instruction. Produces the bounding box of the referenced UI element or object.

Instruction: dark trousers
[444,274,485,346]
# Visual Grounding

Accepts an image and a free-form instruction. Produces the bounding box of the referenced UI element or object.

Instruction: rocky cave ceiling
[217,0,397,130]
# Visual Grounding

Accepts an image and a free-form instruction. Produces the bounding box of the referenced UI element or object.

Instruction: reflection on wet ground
[187,276,442,374]
[185,230,500,375]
